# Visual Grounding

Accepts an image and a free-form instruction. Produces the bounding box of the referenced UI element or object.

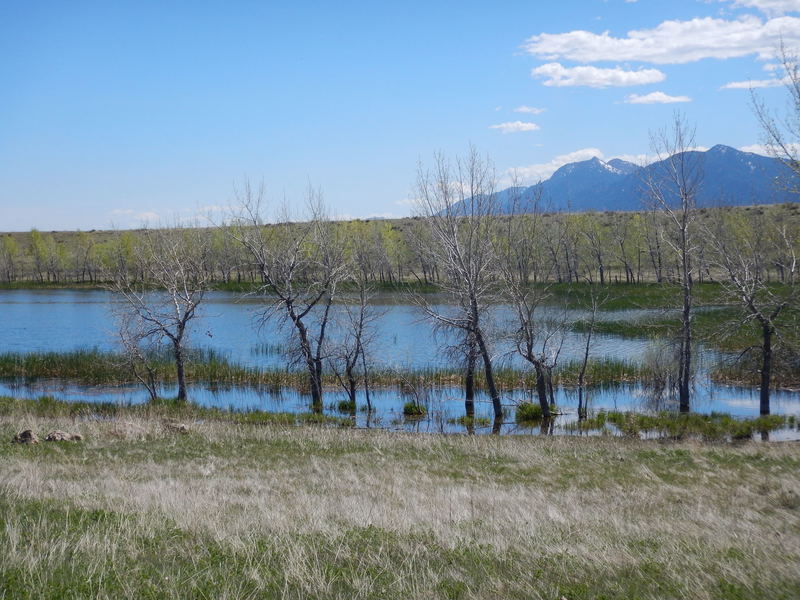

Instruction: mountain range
[461,145,798,214]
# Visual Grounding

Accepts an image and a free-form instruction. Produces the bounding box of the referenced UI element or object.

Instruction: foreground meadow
[1,400,799,599]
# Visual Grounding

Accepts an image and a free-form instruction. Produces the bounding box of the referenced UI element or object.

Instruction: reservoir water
[1,289,797,437]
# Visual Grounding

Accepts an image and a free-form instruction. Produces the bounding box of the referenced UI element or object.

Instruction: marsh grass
[0,350,654,393]
[0,395,352,428]
[514,402,544,423]
[447,415,492,427]
[402,401,427,417]
[565,410,790,441]
[0,399,798,599]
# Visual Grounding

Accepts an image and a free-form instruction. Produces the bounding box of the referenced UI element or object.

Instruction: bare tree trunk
[464,338,476,420]
[760,322,773,416]
[679,268,692,413]
[533,362,551,418]
[361,350,372,412]
[175,345,187,402]
[546,367,555,406]
[475,329,502,420]
[577,301,597,421]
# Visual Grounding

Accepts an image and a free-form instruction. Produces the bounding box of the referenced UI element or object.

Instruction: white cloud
[508,148,606,183]
[137,211,160,223]
[513,105,546,114]
[625,91,692,103]
[489,121,540,133]
[739,142,800,155]
[196,204,227,214]
[394,197,419,207]
[334,212,399,221]
[740,143,771,154]
[532,63,665,87]
[720,75,789,88]
[722,0,800,17]
[524,15,800,65]
[109,208,161,224]
[611,153,652,166]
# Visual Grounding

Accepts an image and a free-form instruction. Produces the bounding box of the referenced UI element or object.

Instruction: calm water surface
[0,289,664,367]
[1,289,798,437]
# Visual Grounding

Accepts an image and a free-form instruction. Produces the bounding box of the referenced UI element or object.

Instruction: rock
[44,430,82,442]
[111,421,146,438]
[163,421,189,434]
[12,430,39,444]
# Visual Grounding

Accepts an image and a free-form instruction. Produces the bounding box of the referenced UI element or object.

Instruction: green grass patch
[515,402,544,422]
[565,410,789,441]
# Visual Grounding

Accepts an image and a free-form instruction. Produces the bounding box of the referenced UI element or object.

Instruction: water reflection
[1,377,797,440]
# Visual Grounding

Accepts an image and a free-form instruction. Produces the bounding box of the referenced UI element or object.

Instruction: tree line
[2,203,798,289]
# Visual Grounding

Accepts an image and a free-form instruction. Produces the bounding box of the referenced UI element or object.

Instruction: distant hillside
[454,145,798,214]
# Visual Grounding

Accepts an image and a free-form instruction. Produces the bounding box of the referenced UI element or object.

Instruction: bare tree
[496,182,565,419]
[109,225,210,402]
[706,210,798,415]
[116,311,161,402]
[752,44,800,183]
[643,114,703,413]
[327,274,381,413]
[410,148,504,427]
[231,183,347,413]
[576,289,606,420]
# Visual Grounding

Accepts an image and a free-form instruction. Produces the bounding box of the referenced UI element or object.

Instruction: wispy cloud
[513,105,546,114]
[489,121,540,133]
[333,212,399,221]
[507,148,605,183]
[109,209,161,225]
[625,91,692,103]
[394,197,419,208]
[532,63,665,87]
[720,75,789,88]
[721,0,800,17]
[612,153,651,165]
[739,142,800,155]
[524,15,800,65]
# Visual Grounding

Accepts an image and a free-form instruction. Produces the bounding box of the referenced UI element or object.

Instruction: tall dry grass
[1,411,799,599]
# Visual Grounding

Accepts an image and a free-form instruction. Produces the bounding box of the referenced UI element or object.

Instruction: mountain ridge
[457,145,798,214]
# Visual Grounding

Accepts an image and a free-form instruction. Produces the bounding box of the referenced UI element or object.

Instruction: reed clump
[0,348,793,394]
[565,410,789,441]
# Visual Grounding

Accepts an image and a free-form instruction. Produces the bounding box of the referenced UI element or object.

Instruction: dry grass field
[1,401,799,599]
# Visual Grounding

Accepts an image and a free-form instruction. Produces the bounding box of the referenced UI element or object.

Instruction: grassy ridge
[1,400,798,599]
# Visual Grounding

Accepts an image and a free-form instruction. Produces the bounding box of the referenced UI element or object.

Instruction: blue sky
[1,0,799,230]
